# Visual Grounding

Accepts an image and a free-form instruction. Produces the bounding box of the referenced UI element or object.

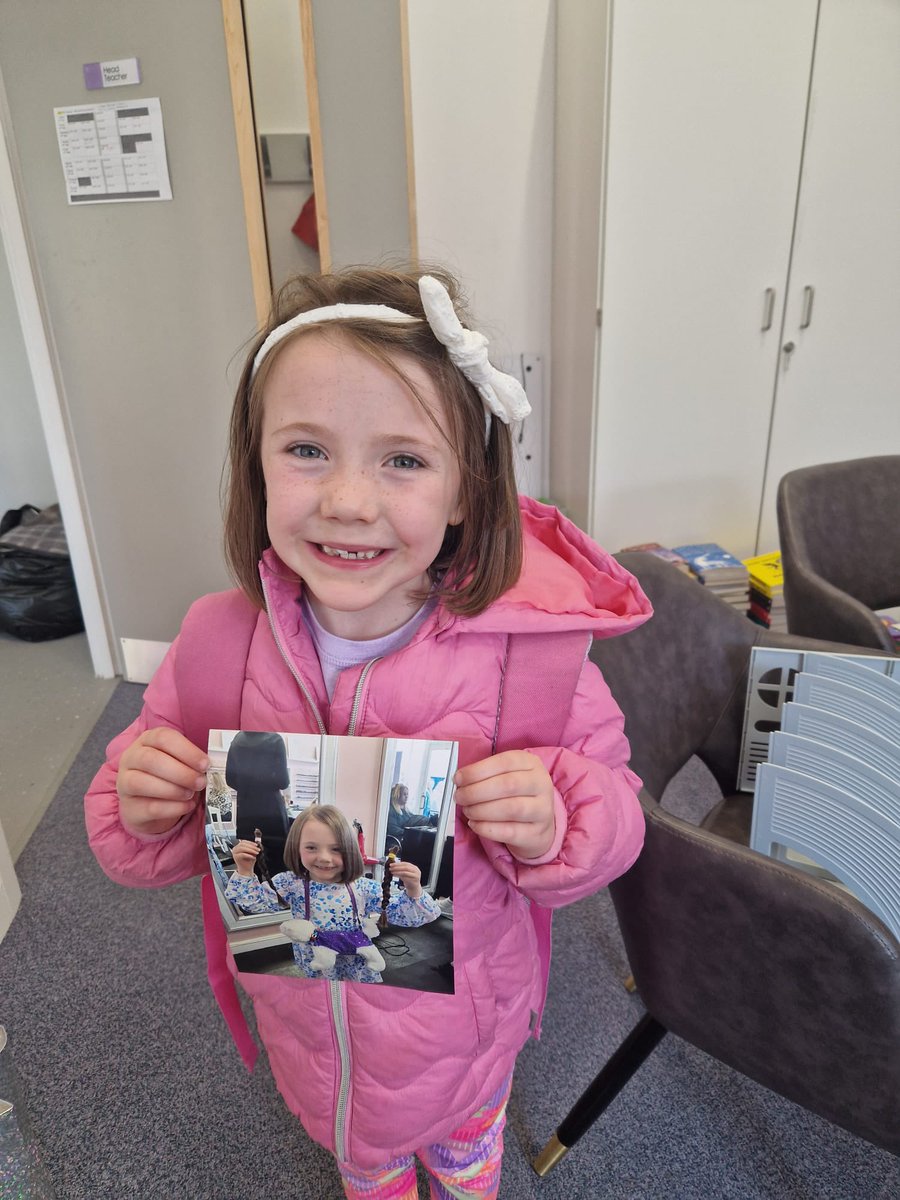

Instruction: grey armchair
[534,552,900,1175]
[777,455,900,652]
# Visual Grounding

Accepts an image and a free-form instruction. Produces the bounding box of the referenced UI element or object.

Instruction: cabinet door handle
[799,285,815,329]
[761,287,776,331]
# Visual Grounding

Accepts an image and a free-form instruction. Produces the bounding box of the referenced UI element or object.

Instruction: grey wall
[0,0,259,654]
[312,0,412,268]
[0,241,56,514]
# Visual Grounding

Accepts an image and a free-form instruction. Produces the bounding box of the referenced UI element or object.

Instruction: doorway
[0,66,114,680]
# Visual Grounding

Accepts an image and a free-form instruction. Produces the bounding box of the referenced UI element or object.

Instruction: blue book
[672,542,746,578]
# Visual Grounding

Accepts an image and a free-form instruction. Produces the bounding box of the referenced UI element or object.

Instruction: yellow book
[743,551,784,597]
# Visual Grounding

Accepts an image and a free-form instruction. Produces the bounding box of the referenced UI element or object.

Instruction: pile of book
[617,541,694,576]
[744,551,787,631]
[876,608,900,649]
[671,542,750,614]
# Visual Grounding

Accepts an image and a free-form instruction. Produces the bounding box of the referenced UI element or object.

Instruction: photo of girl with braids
[225,804,441,984]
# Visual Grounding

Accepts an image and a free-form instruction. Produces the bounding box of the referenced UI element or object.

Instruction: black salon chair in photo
[227,730,291,875]
[534,552,900,1175]
[777,454,900,653]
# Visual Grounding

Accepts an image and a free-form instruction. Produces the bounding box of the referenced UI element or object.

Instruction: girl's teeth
[321,546,381,560]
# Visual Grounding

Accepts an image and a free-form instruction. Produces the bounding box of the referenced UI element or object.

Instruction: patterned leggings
[337,1075,513,1200]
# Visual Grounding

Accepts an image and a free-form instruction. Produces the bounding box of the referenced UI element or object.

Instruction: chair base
[532,1133,568,1177]
[531,1013,667,1176]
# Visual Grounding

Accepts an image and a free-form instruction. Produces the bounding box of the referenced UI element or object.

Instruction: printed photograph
[204,731,457,994]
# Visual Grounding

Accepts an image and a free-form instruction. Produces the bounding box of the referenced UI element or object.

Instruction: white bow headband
[250,274,531,442]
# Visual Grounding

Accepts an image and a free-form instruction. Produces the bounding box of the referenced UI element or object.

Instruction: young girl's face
[260,331,463,641]
[298,817,345,883]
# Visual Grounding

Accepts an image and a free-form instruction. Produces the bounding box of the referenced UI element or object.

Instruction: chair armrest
[616,797,899,1010]
[783,555,895,652]
[610,799,900,1150]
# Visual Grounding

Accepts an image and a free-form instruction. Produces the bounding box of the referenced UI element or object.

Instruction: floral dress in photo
[224,871,441,983]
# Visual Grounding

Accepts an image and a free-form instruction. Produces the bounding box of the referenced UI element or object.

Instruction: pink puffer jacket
[85,497,652,1167]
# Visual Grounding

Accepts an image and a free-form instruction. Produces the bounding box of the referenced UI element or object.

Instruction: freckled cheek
[265,477,317,523]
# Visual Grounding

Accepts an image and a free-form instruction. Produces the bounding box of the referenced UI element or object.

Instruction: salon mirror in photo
[204,730,456,995]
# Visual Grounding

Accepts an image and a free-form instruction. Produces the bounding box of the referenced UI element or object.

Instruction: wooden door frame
[221,0,417,311]
[221,0,272,324]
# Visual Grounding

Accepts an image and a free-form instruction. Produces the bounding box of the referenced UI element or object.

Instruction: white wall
[407,1,555,365]
[0,238,56,514]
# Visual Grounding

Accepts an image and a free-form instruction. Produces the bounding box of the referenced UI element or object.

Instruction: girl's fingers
[116,730,209,835]
[389,861,420,881]
[120,729,209,793]
[136,727,210,773]
[454,750,534,788]
[458,795,548,825]
[121,745,208,796]
[466,816,555,858]
[465,819,526,844]
[118,768,201,804]
[454,755,555,840]
[454,768,546,809]
[118,793,197,825]
[464,812,545,841]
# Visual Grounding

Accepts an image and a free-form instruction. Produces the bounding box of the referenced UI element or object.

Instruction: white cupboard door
[757,0,900,552]
[592,0,817,557]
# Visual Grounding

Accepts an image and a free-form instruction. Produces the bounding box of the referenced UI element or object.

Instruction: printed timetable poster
[54,97,172,204]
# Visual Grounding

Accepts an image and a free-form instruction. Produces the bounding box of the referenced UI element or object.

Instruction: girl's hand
[389,858,423,899]
[231,839,261,877]
[116,727,209,836]
[453,751,556,860]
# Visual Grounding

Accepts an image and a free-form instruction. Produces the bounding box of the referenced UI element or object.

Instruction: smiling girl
[85,266,652,1198]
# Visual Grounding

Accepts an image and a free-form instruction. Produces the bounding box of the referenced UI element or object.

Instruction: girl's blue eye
[291,444,324,459]
[390,454,422,470]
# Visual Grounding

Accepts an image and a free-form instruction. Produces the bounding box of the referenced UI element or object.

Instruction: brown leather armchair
[777,455,900,653]
[534,552,900,1175]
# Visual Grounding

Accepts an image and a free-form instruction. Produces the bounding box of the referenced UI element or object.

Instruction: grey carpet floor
[0,683,897,1199]
[0,630,115,860]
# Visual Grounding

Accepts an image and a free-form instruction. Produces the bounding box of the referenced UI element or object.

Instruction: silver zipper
[330,980,352,1161]
[261,577,326,734]
[330,657,380,1161]
[347,657,381,735]
[261,586,384,1161]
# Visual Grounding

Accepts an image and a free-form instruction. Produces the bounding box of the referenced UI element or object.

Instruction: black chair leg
[532,1013,667,1176]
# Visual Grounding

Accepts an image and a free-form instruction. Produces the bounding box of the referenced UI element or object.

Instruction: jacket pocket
[460,952,498,1051]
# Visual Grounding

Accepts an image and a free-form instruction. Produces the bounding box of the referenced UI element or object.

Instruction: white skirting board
[0,820,22,945]
[121,637,171,685]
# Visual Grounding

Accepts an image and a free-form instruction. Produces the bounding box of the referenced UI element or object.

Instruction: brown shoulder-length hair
[283,804,363,884]
[223,265,522,617]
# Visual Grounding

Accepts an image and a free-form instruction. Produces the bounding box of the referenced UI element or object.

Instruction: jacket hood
[460,496,652,639]
[259,496,652,643]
